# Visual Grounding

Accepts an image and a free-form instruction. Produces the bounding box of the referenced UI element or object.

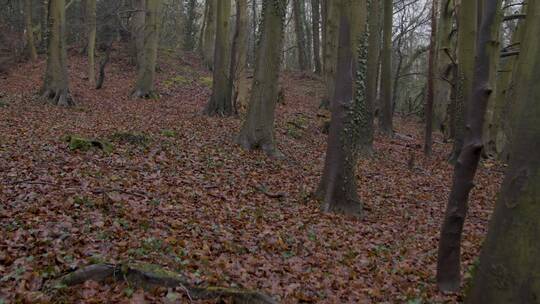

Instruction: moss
[163,75,191,88]
[65,135,113,153]
[199,76,213,88]
[161,129,176,137]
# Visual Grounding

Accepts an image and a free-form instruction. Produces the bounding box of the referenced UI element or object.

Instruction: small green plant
[161,129,176,137]
[64,135,113,153]
[163,75,191,88]
[199,76,213,88]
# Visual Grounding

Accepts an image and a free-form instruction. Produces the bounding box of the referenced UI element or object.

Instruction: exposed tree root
[52,263,277,304]
[131,89,159,99]
[41,88,75,106]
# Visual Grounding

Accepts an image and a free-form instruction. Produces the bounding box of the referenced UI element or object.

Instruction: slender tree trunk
[86,0,96,85]
[449,0,478,162]
[132,0,146,68]
[41,0,49,51]
[317,0,367,218]
[303,0,313,71]
[40,0,74,106]
[321,0,339,108]
[380,0,393,136]
[311,0,322,74]
[184,0,197,51]
[202,0,217,69]
[466,4,540,302]
[293,0,308,71]
[175,0,185,51]
[366,0,381,122]
[425,0,438,156]
[132,0,162,99]
[24,0,38,61]
[230,0,249,109]
[436,0,501,292]
[236,0,287,158]
[205,0,232,116]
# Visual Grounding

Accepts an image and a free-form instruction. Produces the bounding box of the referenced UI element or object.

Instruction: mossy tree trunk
[132,0,162,99]
[40,0,74,106]
[204,0,232,116]
[311,0,322,74]
[436,0,501,292]
[201,0,217,69]
[466,3,540,302]
[236,0,287,158]
[380,0,393,136]
[24,0,38,61]
[86,0,96,85]
[230,0,249,109]
[449,0,477,162]
[317,0,368,218]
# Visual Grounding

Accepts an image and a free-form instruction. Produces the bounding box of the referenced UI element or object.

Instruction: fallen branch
[52,263,277,304]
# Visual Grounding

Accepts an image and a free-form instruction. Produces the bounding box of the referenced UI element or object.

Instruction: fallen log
[53,263,277,304]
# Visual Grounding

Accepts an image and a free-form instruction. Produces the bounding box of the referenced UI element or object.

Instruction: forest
[0,0,538,303]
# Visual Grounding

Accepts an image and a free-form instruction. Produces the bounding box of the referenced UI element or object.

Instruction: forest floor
[0,49,504,303]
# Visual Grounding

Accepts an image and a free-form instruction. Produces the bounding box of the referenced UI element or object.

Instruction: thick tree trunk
[317,0,367,218]
[436,0,501,292]
[202,0,217,69]
[466,4,540,302]
[425,0,437,156]
[236,0,287,158]
[230,0,249,109]
[321,0,339,108]
[132,0,162,99]
[40,0,74,106]
[132,0,146,68]
[40,0,49,51]
[24,0,38,61]
[380,0,393,136]
[293,0,308,71]
[86,0,96,85]
[311,0,322,74]
[205,0,232,116]
[449,0,477,162]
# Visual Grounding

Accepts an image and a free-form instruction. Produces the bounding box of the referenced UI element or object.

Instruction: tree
[311,0,322,74]
[230,0,249,108]
[365,0,381,152]
[184,0,198,51]
[436,0,501,292]
[236,0,287,158]
[86,0,96,85]
[321,0,339,108]
[204,0,232,116]
[24,0,38,61]
[201,0,217,69]
[466,3,540,301]
[293,0,309,71]
[424,0,437,156]
[132,0,162,99]
[380,0,393,136]
[449,0,477,162]
[40,0,74,106]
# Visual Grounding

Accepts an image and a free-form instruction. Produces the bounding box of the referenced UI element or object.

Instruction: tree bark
[205,0,232,116]
[40,0,74,106]
[236,0,287,158]
[366,0,381,123]
[24,0,38,61]
[184,0,197,51]
[230,0,249,109]
[425,0,438,156]
[466,3,540,302]
[321,0,339,108]
[293,0,308,71]
[202,0,217,69]
[311,0,322,74]
[132,0,162,99]
[449,0,478,162]
[380,0,393,136]
[436,0,501,292]
[86,0,96,85]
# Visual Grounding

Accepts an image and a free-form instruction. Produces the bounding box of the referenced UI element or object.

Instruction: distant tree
[204,0,232,116]
[424,0,437,156]
[86,0,96,85]
[201,0,217,69]
[237,0,287,158]
[293,0,308,71]
[311,0,322,74]
[132,0,162,99]
[184,0,198,51]
[321,0,339,108]
[40,0,74,106]
[230,0,249,108]
[466,3,540,301]
[437,0,501,292]
[24,0,38,61]
[380,0,393,136]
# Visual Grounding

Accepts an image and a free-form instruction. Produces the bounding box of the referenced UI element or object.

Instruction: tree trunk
[466,4,540,302]
[311,0,322,74]
[293,0,308,71]
[425,0,438,156]
[366,0,381,122]
[230,0,249,109]
[236,0,287,158]
[380,0,393,136]
[175,0,185,51]
[317,0,367,218]
[202,0,217,69]
[449,0,477,162]
[184,0,197,51]
[86,0,96,85]
[132,0,162,99]
[40,0,74,106]
[321,0,339,108]
[24,0,38,61]
[41,0,49,51]
[436,0,501,292]
[205,0,232,116]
